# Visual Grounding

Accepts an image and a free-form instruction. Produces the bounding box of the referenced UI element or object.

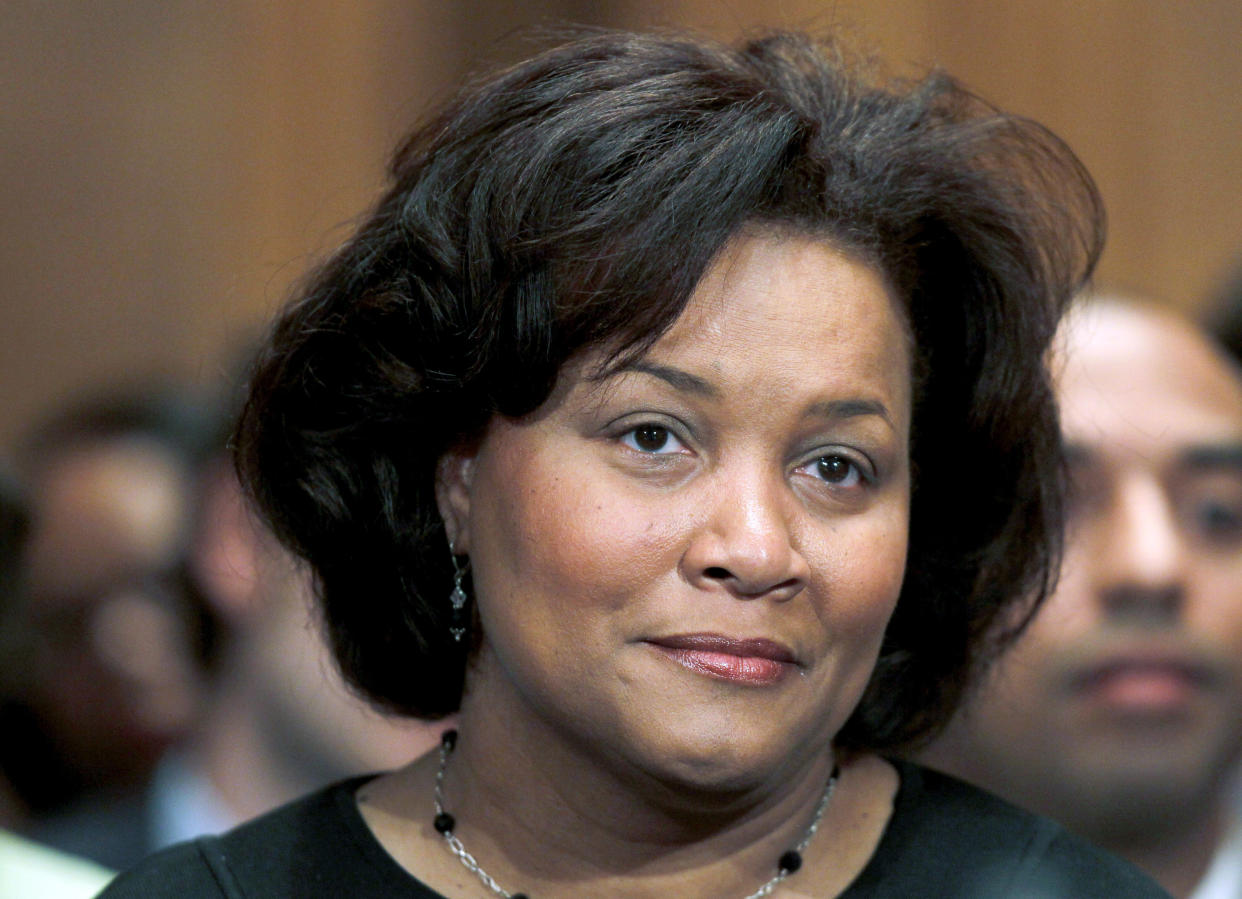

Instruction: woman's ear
[435,449,476,553]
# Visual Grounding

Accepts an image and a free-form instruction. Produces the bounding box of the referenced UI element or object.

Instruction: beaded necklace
[431,729,839,899]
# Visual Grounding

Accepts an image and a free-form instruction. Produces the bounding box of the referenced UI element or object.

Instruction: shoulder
[98,777,441,899]
[842,761,1170,898]
[95,840,224,899]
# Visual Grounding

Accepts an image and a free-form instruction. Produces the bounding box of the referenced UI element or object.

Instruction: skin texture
[359,232,912,897]
[922,299,1242,898]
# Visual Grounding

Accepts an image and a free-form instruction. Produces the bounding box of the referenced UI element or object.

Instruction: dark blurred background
[3,0,1241,445]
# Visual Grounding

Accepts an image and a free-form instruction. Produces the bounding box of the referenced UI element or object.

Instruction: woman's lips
[645,634,799,686]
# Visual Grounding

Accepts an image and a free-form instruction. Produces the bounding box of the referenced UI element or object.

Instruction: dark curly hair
[236,29,1103,753]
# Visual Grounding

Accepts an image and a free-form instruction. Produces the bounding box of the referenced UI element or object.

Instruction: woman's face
[438,233,912,789]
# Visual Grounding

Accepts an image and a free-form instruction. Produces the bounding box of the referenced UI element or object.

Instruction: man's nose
[1095,476,1185,622]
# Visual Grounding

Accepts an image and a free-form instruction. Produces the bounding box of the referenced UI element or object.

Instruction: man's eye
[1193,499,1242,544]
[620,424,684,454]
[1176,475,1242,548]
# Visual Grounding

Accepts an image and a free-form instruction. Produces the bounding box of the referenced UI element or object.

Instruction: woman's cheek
[820,514,908,636]
[527,495,688,611]
[479,450,682,615]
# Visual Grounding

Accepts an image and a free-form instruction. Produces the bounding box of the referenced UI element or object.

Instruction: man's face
[927,302,1242,840]
[21,438,204,784]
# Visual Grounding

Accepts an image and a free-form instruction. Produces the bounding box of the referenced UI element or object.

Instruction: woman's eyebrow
[600,363,895,424]
[602,361,720,398]
[806,398,894,427]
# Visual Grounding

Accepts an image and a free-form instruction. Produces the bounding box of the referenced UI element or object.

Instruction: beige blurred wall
[3,0,1240,447]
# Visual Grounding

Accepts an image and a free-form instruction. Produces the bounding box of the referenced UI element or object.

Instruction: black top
[98,761,1169,898]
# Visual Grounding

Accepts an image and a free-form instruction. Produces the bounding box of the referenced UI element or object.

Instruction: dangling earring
[447,541,469,643]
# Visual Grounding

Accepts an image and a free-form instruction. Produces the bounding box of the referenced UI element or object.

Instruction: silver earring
[448,541,469,643]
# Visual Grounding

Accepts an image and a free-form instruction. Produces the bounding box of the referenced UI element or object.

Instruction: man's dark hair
[1206,260,1242,372]
[19,386,222,473]
[237,29,1103,752]
[0,465,27,620]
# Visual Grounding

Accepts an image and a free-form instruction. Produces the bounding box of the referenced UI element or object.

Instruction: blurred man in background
[1,389,217,824]
[922,297,1242,898]
[0,463,33,830]
[161,455,440,848]
[8,378,441,871]
[0,461,116,897]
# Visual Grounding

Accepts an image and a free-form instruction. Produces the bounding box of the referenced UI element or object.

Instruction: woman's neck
[361,723,894,898]
[360,651,899,899]
[457,695,815,841]
[398,683,889,898]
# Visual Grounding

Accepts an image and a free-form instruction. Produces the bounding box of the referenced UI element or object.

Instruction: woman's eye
[620,424,686,454]
[802,453,867,488]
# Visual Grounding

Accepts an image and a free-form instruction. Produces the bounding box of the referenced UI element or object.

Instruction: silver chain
[740,770,836,899]
[433,732,838,899]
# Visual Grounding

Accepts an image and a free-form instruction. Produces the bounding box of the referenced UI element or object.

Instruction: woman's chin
[615,728,826,801]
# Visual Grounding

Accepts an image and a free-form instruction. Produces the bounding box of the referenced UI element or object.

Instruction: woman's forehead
[549,234,912,426]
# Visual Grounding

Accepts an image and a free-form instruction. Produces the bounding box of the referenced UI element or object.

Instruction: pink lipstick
[646,634,798,686]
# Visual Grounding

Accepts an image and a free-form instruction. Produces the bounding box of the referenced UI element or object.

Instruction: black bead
[778,850,802,873]
[511,894,530,899]
[433,812,455,834]
[441,729,458,750]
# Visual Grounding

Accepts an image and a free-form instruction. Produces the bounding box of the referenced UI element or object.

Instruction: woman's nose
[681,467,810,600]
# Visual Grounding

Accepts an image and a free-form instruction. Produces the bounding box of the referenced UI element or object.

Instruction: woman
[103,29,1168,898]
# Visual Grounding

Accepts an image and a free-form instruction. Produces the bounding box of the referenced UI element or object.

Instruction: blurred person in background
[13,377,440,873]
[921,295,1242,898]
[160,450,441,849]
[0,462,115,897]
[0,388,218,828]
[0,462,33,829]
